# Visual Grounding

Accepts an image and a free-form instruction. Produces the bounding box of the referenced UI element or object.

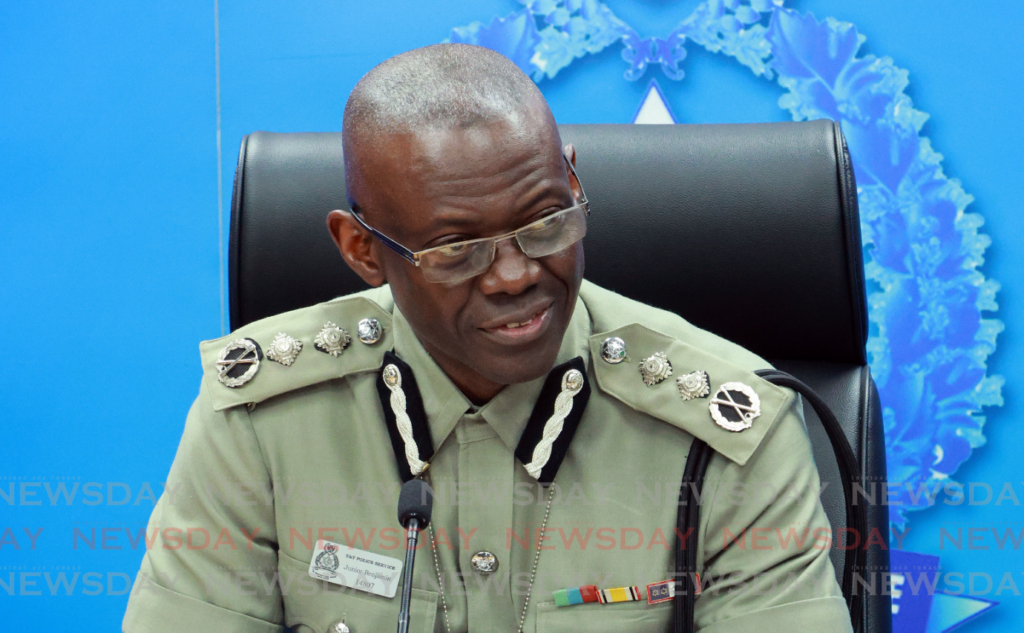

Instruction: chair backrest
[229,121,890,633]
[232,122,867,363]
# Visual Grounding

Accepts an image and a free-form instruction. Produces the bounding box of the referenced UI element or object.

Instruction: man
[124,44,852,632]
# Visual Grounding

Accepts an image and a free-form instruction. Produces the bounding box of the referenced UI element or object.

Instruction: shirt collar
[390,308,470,453]
[391,295,593,452]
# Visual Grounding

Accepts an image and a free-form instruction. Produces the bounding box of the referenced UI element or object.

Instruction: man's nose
[478,237,541,295]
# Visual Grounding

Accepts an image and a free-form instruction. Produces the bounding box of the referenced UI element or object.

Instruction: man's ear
[327,210,387,287]
[563,143,582,200]
[563,143,576,167]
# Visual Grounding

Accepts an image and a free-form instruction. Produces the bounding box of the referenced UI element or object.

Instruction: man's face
[340,105,584,400]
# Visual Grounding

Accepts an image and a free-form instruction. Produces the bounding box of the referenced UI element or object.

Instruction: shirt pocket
[535,598,672,633]
[277,548,438,633]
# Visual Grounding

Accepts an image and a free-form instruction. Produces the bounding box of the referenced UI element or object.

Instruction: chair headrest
[230,121,867,364]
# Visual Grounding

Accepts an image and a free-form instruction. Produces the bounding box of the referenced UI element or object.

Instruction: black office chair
[229,121,891,633]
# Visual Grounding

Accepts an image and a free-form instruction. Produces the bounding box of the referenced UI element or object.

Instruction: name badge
[307,539,404,598]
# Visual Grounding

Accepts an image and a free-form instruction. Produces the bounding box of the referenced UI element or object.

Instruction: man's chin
[473,343,563,387]
[471,310,574,385]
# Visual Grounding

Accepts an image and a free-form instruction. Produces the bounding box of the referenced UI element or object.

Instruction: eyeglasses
[347,157,590,284]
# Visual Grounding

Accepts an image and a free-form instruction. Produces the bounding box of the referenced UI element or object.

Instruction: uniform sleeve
[123,380,284,633]
[694,395,854,633]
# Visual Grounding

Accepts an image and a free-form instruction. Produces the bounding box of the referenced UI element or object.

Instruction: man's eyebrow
[422,176,573,230]
[517,180,575,215]
[428,187,568,231]
[424,212,483,229]
[415,212,486,244]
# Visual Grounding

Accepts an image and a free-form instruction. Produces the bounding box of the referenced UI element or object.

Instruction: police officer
[124,44,852,633]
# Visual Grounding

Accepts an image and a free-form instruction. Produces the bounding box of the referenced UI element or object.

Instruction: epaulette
[199,287,395,412]
[579,281,795,467]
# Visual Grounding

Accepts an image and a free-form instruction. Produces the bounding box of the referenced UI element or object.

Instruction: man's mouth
[480,304,553,344]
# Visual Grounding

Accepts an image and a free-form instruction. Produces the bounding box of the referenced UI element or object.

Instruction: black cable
[674,439,712,633]
[673,371,866,633]
[684,442,713,631]
[754,370,865,632]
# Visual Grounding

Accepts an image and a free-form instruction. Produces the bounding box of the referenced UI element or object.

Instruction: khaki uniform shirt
[123,281,852,633]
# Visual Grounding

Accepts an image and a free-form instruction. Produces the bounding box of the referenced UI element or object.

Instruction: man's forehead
[350,116,564,213]
[361,98,558,165]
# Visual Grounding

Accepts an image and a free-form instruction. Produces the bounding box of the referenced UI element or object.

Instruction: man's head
[328,44,585,403]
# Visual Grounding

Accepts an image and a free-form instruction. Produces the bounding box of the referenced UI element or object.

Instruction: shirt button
[471,551,499,574]
[600,337,627,364]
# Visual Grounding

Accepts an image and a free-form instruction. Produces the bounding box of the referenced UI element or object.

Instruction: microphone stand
[396,478,432,633]
[397,517,421,633]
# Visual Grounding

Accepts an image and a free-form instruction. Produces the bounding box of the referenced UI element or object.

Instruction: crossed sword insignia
[711,388,757,422]
[217,349,259,379]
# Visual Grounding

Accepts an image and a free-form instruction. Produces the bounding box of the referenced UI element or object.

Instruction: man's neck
[419,337,505,405]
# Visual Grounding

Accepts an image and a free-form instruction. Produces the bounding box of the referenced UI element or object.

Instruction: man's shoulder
[579,280,767,370]
[197,286,395,412]
[579,281,794,467]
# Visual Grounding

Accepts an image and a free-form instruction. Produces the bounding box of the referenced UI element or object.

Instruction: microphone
[396,479,434,633]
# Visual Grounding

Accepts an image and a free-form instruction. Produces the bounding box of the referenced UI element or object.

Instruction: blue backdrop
[2,1,1021,630]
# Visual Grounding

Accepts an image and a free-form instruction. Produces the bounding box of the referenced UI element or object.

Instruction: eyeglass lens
[418,206,588,283]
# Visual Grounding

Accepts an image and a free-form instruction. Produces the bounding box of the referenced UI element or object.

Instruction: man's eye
[427,234,469,248]
[533,208,563,222]
[435,242,472,257]
[523,212,566,235]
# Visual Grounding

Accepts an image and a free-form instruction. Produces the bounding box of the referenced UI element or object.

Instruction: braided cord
[524,370,584,479]
[383,364,427,476]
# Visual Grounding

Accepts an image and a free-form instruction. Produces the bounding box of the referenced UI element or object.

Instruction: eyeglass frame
[345,155,589,273]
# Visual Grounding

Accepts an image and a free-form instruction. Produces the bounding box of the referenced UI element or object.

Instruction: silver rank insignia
[600,337,627,364]
[216,338,262,388]
[639,352,672,386]
[314,321,351,357]
[677,370,711,400]
[709,381,761,432]
[357,318,383,345]
[266,332,302,366]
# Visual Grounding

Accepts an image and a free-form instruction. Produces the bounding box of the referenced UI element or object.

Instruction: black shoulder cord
[673,370,866,633]
[674,435,714,632]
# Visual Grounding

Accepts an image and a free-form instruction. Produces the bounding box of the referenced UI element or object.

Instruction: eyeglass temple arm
[347,207,420,265]
[564,153,587,206]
